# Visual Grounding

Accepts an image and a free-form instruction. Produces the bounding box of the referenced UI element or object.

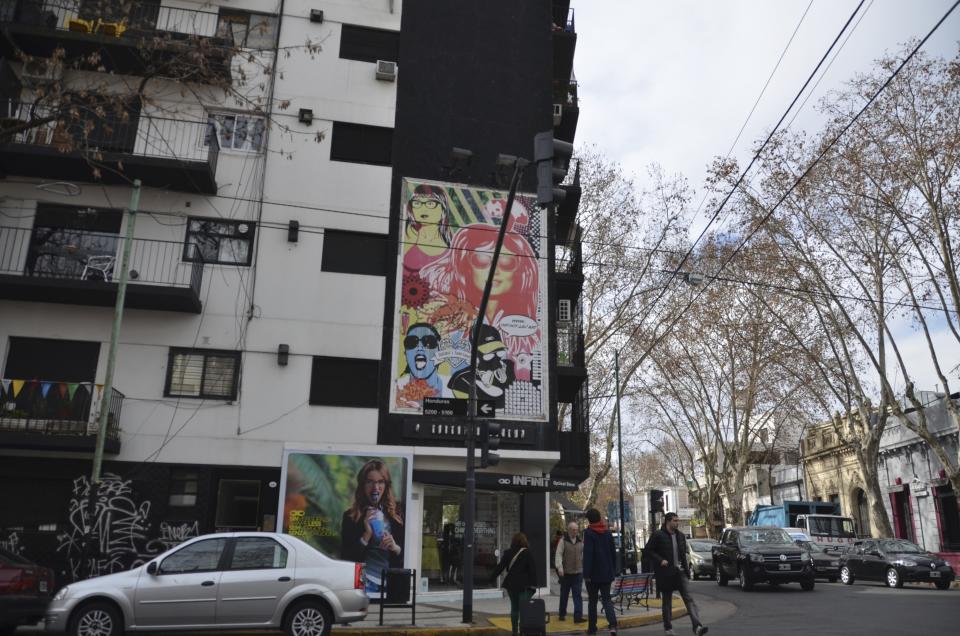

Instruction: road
[623,578,960,635]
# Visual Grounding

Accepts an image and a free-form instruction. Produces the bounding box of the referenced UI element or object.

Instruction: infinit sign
[414,470,578,492]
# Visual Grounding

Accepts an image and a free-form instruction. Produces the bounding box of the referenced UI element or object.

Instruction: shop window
[216,9,278,49]
[169,469,200,507]
[205,112,266,153]
[935,484,960,551]
[228,537,288,570]
[330,121,393,166]
[339,24,399,63]
[309,356,379,408]
[165,348,241,400]
[215,479,261,529]
[184,217,255,265]
[320,229,387,276]
[159,538,226,574]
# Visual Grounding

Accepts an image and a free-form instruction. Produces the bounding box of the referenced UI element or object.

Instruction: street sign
[477,400,497,417]
[422,397,467,417]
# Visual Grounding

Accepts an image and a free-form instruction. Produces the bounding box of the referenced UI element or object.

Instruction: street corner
[484,598,687,634]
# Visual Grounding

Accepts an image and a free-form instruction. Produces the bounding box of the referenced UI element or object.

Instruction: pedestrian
[555,520,585,623]
[492,532,538,636]
[582,508,618,636]
[643,512,708,636]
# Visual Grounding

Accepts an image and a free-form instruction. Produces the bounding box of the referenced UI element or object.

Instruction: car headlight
[690,553,702,563]
[893,559,917,567]
[53,585,70,601]
[750,553,764,563]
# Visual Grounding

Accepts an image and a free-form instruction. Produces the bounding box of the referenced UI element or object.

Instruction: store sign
[403,418,537,445]
[414,469,579,492]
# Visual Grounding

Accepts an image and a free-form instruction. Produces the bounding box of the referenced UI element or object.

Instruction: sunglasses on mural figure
[404,335,439,350]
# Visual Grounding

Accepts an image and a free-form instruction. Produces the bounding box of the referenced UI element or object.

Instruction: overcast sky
[574,0,960,394]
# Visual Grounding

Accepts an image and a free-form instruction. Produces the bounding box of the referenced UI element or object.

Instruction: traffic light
[479,420,501,468]
[534,131,573,205]
[649,489,665,513]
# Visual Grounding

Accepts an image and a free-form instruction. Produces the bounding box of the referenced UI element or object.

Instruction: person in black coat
[582,508,618,636]
[643,512,708,635]
[492,532,538,636]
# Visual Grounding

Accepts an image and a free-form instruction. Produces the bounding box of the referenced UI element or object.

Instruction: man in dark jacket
[582,508,618,636]
[643,512,708,636]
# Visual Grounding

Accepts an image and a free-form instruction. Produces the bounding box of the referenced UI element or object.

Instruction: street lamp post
[614,351,627,572]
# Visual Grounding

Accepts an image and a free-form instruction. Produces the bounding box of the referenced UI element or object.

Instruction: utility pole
[615,350,627,572]
[84,179,141,577]
[462,160,526,624]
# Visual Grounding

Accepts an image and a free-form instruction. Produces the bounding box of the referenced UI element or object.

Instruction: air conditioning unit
[21,59,62,85]
[375,59,397,82]
[552,103,563,126]
[558,298,572,322]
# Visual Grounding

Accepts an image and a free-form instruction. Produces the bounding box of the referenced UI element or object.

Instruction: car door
[721,530,737,575]
[216,536,296,625]
[134,537,227,628]
[859,540,884,580]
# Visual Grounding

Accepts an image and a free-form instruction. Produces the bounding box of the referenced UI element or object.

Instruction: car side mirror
[146,562,158,575]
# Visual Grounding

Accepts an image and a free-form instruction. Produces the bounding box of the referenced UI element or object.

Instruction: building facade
[801,421,871,536]
[0,0,587,597]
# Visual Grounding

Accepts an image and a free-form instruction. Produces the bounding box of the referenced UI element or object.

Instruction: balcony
[556,224,584,307]
[0,225,204,312]
[553,380,590,482]
[552,7,576,82]
[0,0,232,82]
[553,79,579,144]
[0,379,122,453]
[556,163,581,242]
[0,103,219,194]
[557,299,586,401]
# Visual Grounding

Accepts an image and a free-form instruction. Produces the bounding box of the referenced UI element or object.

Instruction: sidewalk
[334,590,687,635]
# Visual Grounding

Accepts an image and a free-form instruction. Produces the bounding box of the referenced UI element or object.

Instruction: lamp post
[614,351,627,572]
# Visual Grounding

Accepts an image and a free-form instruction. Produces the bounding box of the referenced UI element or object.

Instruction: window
[558,299,571,322]
[330,121,393,166]
[169,469,200,507]
[339,24,399,63]
[215,479,261,528]
[228,537,288,570]
[320,229,387,276]
[4,337,100,382]
[184,217,255,265]
[205,112,266,153]
[216,10,278,49]
[165,349,241,400]
[310,356,379,408]
[160,538,226,574]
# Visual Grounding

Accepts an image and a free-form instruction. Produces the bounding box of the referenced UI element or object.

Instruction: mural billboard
[279,451,412,597]
[390,177,548,421]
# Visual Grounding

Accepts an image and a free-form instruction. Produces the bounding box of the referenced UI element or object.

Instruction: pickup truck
[712,526,816,591]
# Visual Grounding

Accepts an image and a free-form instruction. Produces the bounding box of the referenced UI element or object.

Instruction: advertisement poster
[280,451,412,597]
[389,177,548,420]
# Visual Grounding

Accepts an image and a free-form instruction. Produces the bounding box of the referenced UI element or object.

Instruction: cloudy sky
[574,0,960,393]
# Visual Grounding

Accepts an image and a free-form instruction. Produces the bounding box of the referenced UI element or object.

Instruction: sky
[574,0,960,395]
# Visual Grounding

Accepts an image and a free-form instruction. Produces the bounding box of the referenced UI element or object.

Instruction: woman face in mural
[451,224,537,315]
[471,246,519,297]
[404,324,440,379]
[363,468,388,506]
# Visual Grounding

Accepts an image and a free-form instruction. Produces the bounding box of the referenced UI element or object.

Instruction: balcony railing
[0,379,122,440]
[556,236,582,276]
[0,0,220,39]
[0,225,204,295]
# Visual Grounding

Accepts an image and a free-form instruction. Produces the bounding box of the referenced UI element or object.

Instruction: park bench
[610,572,653,613]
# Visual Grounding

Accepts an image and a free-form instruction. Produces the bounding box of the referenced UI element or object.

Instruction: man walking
[583,508,618,636]
[554,521,584,623]
[643,512,708,636]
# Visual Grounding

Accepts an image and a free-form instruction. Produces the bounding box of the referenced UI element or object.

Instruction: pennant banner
[41,382,52,398]
[12,380,24,398]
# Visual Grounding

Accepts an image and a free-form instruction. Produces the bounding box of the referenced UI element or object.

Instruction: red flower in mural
[402,273,430,309]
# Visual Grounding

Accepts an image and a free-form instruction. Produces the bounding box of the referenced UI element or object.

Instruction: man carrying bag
[643,512,708,636]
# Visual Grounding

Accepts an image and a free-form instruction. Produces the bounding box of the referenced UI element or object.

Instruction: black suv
[712,526,816,591]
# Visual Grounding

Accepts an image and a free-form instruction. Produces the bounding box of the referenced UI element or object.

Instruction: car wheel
[738,564,753,591]
[68,602,122,636]
[840,566,854,585]
[716,565,728,586]
[935,580,951,590]
[284,599,333,636]
[800,577,815,591]
[885,567,903,589]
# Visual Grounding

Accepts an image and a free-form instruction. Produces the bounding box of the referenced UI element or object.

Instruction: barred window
[216,10,278,49]
[205,113,266,153]
[184,217,254,265]
[165,349,240,400]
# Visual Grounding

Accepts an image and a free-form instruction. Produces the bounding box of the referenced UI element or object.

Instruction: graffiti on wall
[56,473,198,580]
[0,529,24,554]
[389,178,548,420]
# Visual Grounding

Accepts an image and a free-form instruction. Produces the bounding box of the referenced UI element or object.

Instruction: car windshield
[741,529,792,544]
[807,516,857,538]
[880,539,923,554]
[690,540,715,552]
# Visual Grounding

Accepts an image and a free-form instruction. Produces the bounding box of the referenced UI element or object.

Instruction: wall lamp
[288,220,300,243]
[493,154,528,187]
[298,108,314,125]
[442,146,473,180]
[277,344,290,366]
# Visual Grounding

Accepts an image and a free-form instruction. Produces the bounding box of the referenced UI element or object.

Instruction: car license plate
[779,564,791,571]
[930,571,940,578]
[39,581,48,592]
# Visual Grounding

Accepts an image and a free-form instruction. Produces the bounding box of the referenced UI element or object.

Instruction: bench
[610,572,653,613]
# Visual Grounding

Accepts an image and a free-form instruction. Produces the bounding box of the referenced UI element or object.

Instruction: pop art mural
[390,178,547,420]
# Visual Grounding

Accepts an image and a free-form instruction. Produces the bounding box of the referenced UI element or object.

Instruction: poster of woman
[390,177,548,420]
[280,451,411,597]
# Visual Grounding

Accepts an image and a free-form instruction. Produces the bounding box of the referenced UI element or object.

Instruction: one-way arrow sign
[478,400,497,417]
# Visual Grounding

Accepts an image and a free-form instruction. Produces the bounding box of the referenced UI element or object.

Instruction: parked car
[797,540,841,582]
[712,526,815,591]
[45,532,368,636]
[686,539,717,580]
[0,547,55,636]
[838,538,955,589]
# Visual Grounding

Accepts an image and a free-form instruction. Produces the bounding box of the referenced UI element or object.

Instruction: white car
[45,532,368,636]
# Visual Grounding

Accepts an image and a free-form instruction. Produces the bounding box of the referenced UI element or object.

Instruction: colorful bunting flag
[41,382,52,398]
[67,383,80,400]
[12,380,24,398]
[59,383,68,398]
[0,379,9,397]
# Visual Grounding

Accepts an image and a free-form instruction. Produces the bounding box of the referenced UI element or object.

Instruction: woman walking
[492,532,538,636]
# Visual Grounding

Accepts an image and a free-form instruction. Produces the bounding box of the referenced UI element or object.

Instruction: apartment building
[0,0,587,596]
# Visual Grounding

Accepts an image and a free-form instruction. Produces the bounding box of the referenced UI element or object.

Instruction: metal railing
[557,293,584,368]
[5,102,219,168]
[556,235,582,277]
[0,0,220,39]
[0,225,204,295]
[0,379,123,440]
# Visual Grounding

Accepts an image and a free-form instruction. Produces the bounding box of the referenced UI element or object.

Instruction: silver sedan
[45,532,368,636]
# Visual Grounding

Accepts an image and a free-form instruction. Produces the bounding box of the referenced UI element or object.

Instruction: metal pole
[615,350,627,572]
[463,162,525,624]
